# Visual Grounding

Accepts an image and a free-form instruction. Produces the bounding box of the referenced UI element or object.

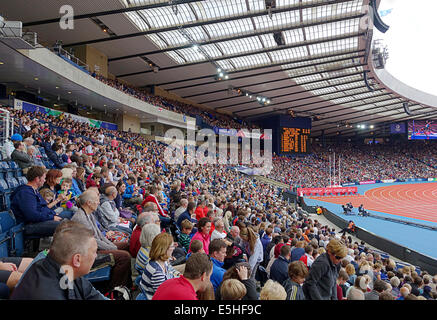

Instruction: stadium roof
[2,0,437,136]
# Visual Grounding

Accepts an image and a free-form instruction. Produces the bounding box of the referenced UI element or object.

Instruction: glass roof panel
[124,11,150,31]
[175,47,206,63]
[327,74,362,85]
[301,80,330,89]
[309,87,338,95]
[203,18,254,39]
[165,51,186,64]
[308,37,359,55]
[230,53,271,69]
[282,29,305,44]
[294,74,323,84]
[199,44,224,59]
[247,0,267,11]
[147,34,168,49]
[252,11,301,30]
[304,18,360,41]
[287,65,317,77]
[138,5,196,29]
[215,59,235,71]
[157,30,191,47]
[191,0,248,20]
[270,47,308,63]
[217,36,264,55]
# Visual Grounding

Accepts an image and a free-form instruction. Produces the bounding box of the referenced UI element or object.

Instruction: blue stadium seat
[8,161,18,170]
[8,223,25,257]
[17,176,27,186]
[15,168,22,178]
[0,179,8,192]
[0,231,10,258]
[0,162,9,176]
[0,211,15,233]
[6,177,19,190]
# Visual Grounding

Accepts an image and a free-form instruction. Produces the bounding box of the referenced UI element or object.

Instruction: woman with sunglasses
[302,239,347,300]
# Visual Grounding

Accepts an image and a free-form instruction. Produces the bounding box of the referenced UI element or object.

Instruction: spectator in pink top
[189,218,211,255]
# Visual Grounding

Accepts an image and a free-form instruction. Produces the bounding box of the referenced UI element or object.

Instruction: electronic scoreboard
[280,127,311,154]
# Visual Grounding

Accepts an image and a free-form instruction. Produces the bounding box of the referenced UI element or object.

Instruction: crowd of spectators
[0,106,436,301]
[268,142,437,188]
[91,73,257,130]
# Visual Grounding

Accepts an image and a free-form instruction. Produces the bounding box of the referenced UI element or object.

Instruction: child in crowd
[39,188,63,215]
[186,239,204,260]
[178,219,193,253]
[283,261,308,300]
[220,279,247,300]
[57,178,78,212]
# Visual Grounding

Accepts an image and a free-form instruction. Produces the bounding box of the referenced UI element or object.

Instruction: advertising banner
[342,183,357,186]
[359,180,376,185]
[297,187,357,196]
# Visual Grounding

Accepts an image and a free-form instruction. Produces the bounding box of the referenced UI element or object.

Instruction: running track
[309,183,437,223]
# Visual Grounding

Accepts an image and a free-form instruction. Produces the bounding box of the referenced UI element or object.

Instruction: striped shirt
[139,260,180,300]
[135,247,150,275]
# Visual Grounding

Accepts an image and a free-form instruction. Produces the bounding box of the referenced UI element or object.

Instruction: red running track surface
[309,183,437,223]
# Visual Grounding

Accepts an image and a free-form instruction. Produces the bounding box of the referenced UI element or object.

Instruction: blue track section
[304,181,437,259]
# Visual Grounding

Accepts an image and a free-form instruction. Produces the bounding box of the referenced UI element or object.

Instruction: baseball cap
[11,133,23,141]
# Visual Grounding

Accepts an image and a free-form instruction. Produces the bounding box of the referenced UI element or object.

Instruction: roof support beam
[214,78,370,110]
[155,49,365,87]
[242,96,400,120]
[223,85,383,113]
[315,106,437,135]
[236,89,391,115]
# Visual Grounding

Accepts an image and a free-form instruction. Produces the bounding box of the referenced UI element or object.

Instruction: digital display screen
[281,127,311,154]
[408,120,437,140]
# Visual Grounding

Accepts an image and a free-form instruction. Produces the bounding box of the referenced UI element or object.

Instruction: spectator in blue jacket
[10,166,67,238]
[291,241,306,262]
[270,244,292,285]
[123,175,142,206]
[209,239,227,293]
[260,227,273,252]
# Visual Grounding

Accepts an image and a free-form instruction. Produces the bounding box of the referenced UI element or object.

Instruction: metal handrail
[51,46,90,72]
